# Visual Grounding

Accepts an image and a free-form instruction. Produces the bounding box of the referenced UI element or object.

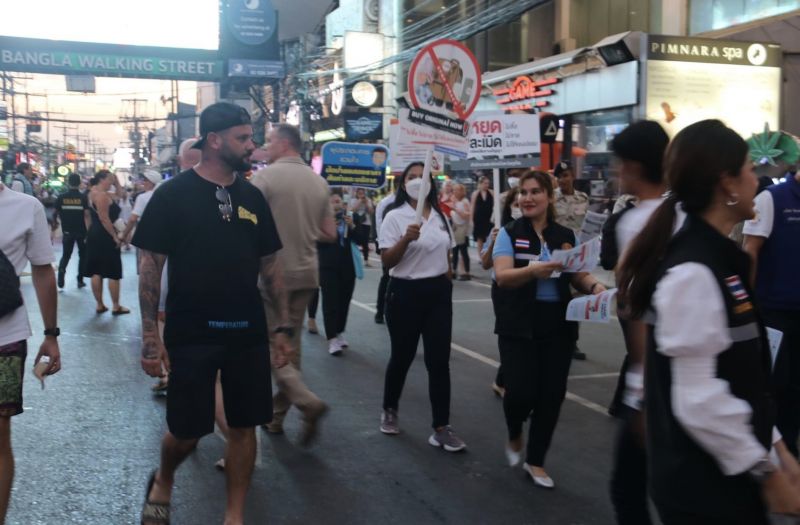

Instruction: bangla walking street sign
[0,36,224,81]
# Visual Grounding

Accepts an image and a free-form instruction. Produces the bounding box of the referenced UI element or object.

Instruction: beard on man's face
[221,147,252,172]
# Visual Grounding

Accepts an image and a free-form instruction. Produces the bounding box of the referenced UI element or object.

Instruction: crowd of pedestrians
[2,102,800,525]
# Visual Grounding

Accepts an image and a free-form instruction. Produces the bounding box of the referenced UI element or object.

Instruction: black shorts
[166,343,272,440]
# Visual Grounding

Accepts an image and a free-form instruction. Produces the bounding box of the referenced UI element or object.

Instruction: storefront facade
[480,32,782,207]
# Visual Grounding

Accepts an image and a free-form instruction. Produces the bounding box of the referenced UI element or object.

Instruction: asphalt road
[7,245,630,524]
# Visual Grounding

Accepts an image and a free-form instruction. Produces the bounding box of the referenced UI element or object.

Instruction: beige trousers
[264,288,322,421]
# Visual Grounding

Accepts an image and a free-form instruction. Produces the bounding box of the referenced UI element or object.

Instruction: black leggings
[383,275,453,428]
[452,243,470,274]
[499,332,573,466]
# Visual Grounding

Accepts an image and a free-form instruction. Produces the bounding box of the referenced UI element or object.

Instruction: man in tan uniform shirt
[250,124,337,446]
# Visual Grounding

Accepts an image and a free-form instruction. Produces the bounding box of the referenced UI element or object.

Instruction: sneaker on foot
[328,339,343,356]
[428,426,467,452]
[380,409,400,435]
[336,335,349,348]
[77,279,86,289]
[57,270,65,289]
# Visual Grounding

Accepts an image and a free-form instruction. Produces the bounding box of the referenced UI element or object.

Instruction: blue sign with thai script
[321,141,389,188]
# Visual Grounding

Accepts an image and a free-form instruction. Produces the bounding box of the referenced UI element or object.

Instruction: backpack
[0,249,23,318]
[599,200,636,271]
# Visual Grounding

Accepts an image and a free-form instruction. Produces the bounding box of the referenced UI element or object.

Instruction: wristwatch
[274,326,295,338]
[749,456,777,483]
[43,327,60,337]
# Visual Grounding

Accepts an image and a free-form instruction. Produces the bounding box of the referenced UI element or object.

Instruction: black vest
[493,218,578,340]
[645,215,773,519]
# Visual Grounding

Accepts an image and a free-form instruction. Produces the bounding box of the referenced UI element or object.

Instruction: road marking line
[350,300,609,416]
[568,372,620,379]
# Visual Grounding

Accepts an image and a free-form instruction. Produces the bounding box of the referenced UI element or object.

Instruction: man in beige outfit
[251,124,336,446]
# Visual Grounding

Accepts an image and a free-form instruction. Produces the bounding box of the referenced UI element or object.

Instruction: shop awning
[481,47,592,86]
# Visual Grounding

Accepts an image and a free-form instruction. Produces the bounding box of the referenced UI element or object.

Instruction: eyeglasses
[216,186,233,222]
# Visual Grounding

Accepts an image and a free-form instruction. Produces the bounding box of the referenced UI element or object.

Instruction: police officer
[618,120,800,524]
[54,173,89,289]
[493,170,605,489]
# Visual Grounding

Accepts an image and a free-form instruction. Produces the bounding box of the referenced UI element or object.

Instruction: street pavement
[7,243,630,524]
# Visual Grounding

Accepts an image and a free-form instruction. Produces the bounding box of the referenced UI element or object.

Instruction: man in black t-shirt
[132,103,291,525]
[54,173,89,289]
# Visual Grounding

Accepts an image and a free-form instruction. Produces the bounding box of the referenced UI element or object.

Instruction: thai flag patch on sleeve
[514,238,531,249]
[725,275,749,301]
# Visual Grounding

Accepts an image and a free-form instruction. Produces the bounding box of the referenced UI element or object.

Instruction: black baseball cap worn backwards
[192,102,252,149]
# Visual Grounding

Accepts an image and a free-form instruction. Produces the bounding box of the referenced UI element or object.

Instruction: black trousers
[499,332,573,466]
[308,288,319,318]
[357,224,370,261]
[610,406,652,525]
[384,275,452,428]
[375,264,390,317]
[765,308,800,456]
[320,266,356,340]
[451,243,470,273]
[58,231,86,280]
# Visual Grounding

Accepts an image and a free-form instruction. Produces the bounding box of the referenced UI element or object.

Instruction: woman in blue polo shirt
[493,170,605,489]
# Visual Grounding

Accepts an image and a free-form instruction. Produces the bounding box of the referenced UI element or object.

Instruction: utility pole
[121,98,147,178]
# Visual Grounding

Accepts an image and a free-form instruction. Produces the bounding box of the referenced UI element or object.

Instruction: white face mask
[511,207,523,220]
[405,178,423,200]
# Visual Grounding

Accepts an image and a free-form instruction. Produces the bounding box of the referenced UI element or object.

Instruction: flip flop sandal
[141,469,170,525]
[96,306,109,314]
[112,307,131,316]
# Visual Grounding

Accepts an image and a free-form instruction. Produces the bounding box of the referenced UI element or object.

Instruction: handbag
[0,249,24,318]
[350,242,364,280]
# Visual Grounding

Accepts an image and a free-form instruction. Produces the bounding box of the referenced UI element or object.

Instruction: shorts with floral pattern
[0,340,27,417]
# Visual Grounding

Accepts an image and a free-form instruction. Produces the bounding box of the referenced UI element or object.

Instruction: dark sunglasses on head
[216,186,233,222]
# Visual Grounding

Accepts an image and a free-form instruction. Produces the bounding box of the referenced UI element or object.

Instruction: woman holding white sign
[492,170,605,488]
[378,162,466,452]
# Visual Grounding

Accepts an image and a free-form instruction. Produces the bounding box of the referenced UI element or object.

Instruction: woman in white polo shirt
[378,162,466,452]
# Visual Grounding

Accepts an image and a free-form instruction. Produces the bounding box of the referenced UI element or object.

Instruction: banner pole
[492,167,501,227]
[415,148,434,224]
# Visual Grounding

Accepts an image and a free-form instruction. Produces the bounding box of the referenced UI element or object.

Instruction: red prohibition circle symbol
[408,38,482,121]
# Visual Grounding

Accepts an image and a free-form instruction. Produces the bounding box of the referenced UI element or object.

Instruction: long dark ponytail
[618,119,748,318]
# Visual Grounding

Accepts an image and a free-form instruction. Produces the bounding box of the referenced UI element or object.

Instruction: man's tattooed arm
[260,253,289,328]
[139,250,167,360]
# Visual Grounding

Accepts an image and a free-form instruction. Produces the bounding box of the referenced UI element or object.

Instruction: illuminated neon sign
[493,76,559,111]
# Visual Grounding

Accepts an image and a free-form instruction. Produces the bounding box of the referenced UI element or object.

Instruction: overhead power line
[5,113,193,125]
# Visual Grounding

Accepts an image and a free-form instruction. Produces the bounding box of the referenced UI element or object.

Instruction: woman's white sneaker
[328,339,343,356]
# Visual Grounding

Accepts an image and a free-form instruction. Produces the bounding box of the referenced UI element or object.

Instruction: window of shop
[690,0,800,33]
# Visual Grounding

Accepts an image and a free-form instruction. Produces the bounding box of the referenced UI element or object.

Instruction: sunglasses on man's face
[216,187,233,222]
